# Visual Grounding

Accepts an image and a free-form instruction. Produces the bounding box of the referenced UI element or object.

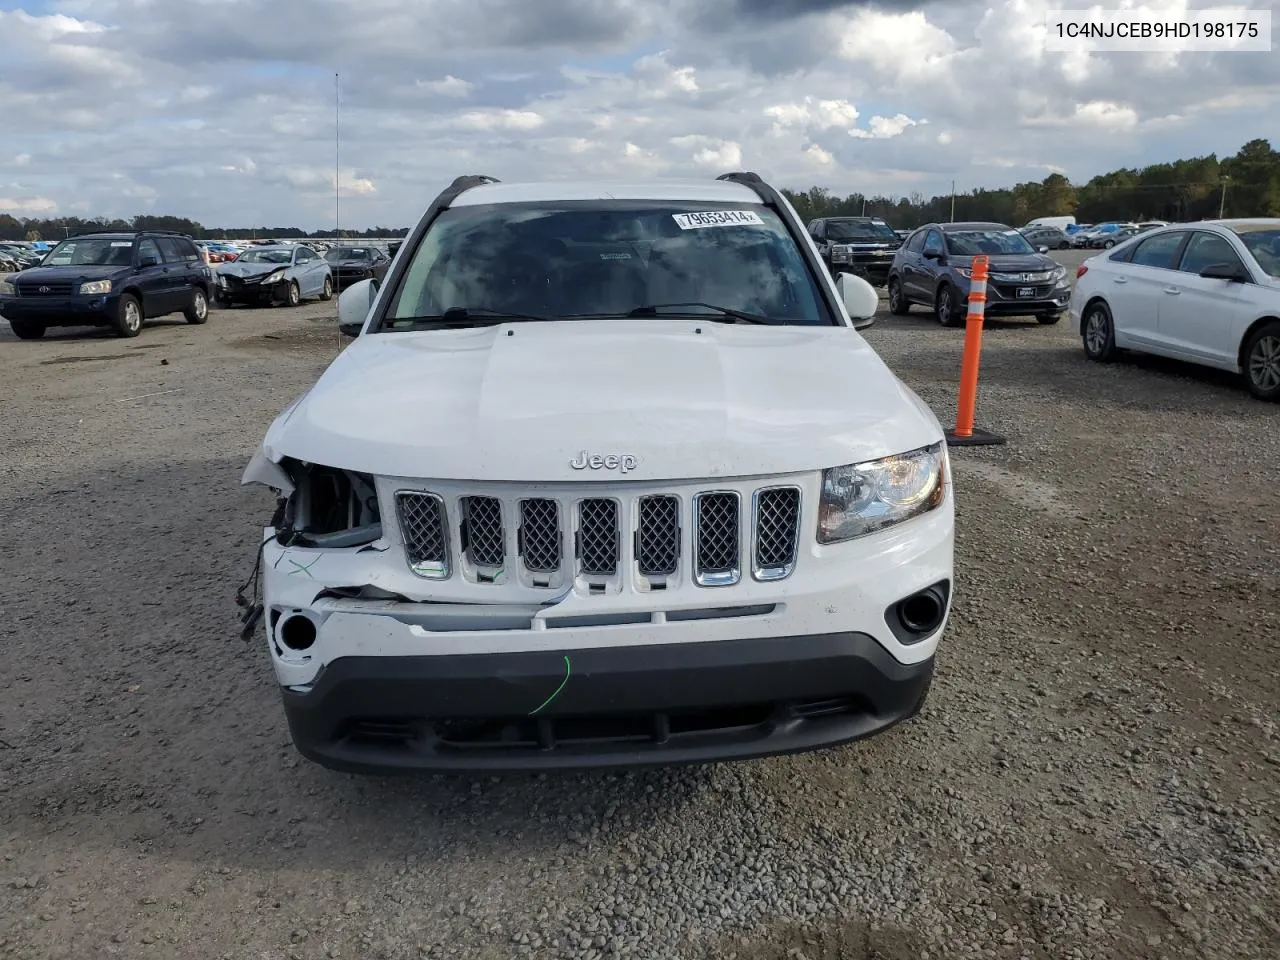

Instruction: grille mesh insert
[754,487,801,573]
[463,496,505,567]
[695,492,740,580]
[636,495,680,577]
[578,499,619,576]
[519,498,562,572]
[396,492,448,578]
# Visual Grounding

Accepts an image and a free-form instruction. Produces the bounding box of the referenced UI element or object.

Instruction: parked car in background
[1024,216,1076,232]
[1020,225,1072,250]
[1073,218,1280,401]
[806,216,902,286]
[1090,225,1141,249]
[214,244,333,307]
[324,244,389,290]
[1137,221,1169,232]
[0,231,213,339]
[888,221,1071,325]
[1072,222,1135,248]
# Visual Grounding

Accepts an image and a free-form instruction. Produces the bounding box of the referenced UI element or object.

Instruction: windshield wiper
[624,302,781,325]
[382,306,557,330]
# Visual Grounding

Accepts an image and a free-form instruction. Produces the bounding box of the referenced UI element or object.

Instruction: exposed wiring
[528,656,572,716]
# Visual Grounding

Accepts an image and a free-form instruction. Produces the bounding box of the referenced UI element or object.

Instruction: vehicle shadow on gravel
[2,454,718,872]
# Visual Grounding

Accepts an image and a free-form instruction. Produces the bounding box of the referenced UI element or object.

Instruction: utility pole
[950,181,956,222]
[1219,176,1229,219]
[335,72,341,240]
[861,196,867,217]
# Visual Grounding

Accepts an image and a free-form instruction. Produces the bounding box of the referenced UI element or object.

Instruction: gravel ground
[1,255,1278,960]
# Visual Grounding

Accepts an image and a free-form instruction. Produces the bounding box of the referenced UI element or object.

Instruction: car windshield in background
[827,221,898,242]
[327,247,371,261]
[1229,226,1280,279]
[237,249,292,264]
[43,238,135,266]
[381,201,831,329]
[946,229,1037,256]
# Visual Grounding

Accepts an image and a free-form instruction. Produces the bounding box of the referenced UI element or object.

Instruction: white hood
[261,318,942,482]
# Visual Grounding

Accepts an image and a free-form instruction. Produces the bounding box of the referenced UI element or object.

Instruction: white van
[1024,216,1077,231]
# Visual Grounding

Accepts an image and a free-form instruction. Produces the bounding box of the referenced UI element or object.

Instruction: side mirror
[139,255,159,268]
[836,272,878,330]
[923,248,942,260]
[338,277,377,337]
[1199,262,1248,282]
[1038,246,1049,254]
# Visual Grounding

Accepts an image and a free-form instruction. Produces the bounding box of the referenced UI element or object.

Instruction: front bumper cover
[281,631,935,773]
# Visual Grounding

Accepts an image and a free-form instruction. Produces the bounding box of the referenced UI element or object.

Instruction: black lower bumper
[984,298,1068,316]
[829,261,894,284]
[281,632,934,774]
[216,284,283,305]
[0,297,115,326]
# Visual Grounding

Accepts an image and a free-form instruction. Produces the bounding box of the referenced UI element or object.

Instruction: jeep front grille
[394,483,805,587]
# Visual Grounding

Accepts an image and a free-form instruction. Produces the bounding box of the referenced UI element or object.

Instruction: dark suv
[807,216,902,286]
[0,231,214,339]
[887,221,1071,326]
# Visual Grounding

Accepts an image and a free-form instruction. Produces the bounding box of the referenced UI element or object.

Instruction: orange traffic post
[945,254,1006,447]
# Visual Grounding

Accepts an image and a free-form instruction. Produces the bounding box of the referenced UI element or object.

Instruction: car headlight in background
[955,267,972,279]
[0,280,14,295]
[818,442,947,544]
[1051,265,1068,283]
[78,279,112,295]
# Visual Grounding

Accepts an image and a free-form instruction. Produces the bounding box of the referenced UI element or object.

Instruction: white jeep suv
[240,172,955,773]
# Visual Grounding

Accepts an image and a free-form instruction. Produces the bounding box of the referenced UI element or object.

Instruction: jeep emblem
[570,451,638,473]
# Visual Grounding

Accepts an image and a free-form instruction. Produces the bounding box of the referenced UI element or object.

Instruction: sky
[0,0,1276,230]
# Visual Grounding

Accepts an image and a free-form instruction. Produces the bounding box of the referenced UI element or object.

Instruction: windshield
[237,249,292,264]
[1232,227,1280,279]
[327,247,372,261]
[945,228,1037,256]
[826,220,897,242]
[380,200,832,329]
[42,238,135,267]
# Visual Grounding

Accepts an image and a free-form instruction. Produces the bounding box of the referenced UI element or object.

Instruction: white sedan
[1070,219,1280,401]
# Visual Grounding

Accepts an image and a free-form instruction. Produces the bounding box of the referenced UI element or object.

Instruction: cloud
[0,0,1272,228]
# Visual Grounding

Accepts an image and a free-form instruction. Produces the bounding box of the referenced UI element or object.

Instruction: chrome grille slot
[636,495,680,577]
[462,496,505,568]
[577,498,619,576]
[519,498,562,572]
[395,491,449,579]
[753,487,801,580]
[694,492,741,586]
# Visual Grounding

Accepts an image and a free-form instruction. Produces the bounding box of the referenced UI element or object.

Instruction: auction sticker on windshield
[672,210,765,230]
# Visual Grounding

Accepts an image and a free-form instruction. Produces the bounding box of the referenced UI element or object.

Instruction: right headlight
[818,442,947,544]
[265,270,287,285]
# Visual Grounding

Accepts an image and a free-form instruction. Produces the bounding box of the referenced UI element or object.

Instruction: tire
[319,276,333,302]
[9,319,45,340]
[1242,321,1280,402]
[887,277,910,315]
[935,284,962,327]
[113,293,143,338]
[1082,301,1117,362]
[1037,312,1062,325]
[184,287,209,324]
[1103,239,1116,249]
[283,281,300,308]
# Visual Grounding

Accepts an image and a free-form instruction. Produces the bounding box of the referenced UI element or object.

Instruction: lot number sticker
[673,210,765,230]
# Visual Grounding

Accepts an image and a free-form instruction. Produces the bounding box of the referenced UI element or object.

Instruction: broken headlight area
[268,459,383,550]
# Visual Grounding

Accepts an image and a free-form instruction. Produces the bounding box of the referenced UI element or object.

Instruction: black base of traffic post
[945,427,1006,447]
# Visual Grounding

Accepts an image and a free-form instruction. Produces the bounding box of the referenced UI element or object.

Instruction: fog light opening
[898,589,944,635]
[278,613,318,652]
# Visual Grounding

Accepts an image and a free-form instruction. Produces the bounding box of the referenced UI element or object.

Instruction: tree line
[784,138,1278,229]
[3,139,1276,241]
[0,214,409,243]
